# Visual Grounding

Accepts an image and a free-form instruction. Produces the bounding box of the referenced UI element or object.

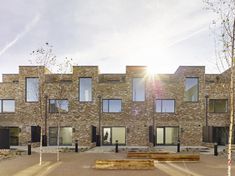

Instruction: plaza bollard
[177,140,180,153]
[115,140,119,153]
[28,141,31,155]
[75,140,78,153]
[214,143,218,156]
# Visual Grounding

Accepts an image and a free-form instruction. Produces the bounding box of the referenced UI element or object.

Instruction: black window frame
[49,99,69,113]
[102,99,122,113]
[155,99,175,113]
[209,99,228,113]
[184,77,199,102]
[25,77,39,103]
[0,99,15,113]
[79,77,92,102]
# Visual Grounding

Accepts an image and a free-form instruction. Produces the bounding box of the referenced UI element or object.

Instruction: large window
[132,78,145,101]
[156,99,175,113]
[209,99,227,113]
[103,99,122,112]
[26,78,39,102]
[0,100,15,113]
[79,78,92,102]
[156,127,179,145]
[184,77,199,102]
[49,127,72,146]
[49,99,68,113]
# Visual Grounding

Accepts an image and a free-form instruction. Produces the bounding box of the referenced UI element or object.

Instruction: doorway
[102,127,126,145]
[156,126,179,145]
[49,127,72,146]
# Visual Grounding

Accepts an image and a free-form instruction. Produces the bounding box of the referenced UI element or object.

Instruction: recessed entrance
[102,127,126,145]
[156,127,179,145]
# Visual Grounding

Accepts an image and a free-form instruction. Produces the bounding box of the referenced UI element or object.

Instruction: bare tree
[54,58,73,162]
[29,42,56,165]
[204,0,235,175]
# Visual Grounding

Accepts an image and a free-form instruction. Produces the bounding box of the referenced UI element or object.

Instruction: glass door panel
[112,127,125,144]
[103,128,111,145]
[156,128,164,144]
[165,127,178,145]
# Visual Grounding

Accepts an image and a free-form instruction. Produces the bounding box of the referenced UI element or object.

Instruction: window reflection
[184,78,198,101]
[26,78,39,102]
[49,99,68,113]
[132,78,145,101]
[79,78,92,101]
[102,99,122,112]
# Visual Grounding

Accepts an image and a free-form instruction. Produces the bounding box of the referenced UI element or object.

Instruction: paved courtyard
[0,147,235,176]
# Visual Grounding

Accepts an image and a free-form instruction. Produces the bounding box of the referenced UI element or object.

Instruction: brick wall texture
[0,65,231,146]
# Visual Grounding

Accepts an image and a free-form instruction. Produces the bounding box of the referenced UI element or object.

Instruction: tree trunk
[227,18,235,176]
[57,123,60,162]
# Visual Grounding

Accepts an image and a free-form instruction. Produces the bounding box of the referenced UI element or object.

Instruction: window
[156,99,175,113]
[184,77,199,102]
[26,78,39,102]
[49,127,72,146]
[209,99,227,113]
[0,100,15,113]
[49,99,68,113]
[79,78,92,102]
[132,78,145,101]
[103,99,122,112]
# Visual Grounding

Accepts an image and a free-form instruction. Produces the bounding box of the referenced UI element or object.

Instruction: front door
[102,127,126,145]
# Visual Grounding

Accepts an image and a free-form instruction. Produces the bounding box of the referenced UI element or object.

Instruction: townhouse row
[0,65,231,147]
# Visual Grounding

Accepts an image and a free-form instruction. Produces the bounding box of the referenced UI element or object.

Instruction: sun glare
[147,65,157,75]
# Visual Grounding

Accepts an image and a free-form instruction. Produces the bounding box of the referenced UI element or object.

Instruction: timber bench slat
[95,159,155,170]
[127,151,170,158]
[127,152,200,161]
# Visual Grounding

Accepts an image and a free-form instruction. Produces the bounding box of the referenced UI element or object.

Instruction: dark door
[213,127,228,145]
[9,127,20,145]
[31,126,41,142]
[91,125,97,143]
[0,129,10,149]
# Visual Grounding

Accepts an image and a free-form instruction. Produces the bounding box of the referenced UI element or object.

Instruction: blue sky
[0,0,220,80]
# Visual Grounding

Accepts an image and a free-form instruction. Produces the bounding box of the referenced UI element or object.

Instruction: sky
[0,0,221,81]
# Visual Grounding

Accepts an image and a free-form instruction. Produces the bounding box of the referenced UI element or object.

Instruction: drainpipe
[205,94,209,127]
[44,95,48,146]
[98,95,101,146]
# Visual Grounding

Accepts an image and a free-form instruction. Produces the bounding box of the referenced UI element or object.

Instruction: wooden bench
[151,154,200,161]
[95,159,155,169]
[127,152,200,161]
[127,151,170,158]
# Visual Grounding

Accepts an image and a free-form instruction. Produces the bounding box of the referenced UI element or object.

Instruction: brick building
[0,65,231,147]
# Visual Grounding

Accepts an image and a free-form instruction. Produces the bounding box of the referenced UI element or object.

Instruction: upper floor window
[103,99,122,112]
[49,99,68,113]
[26,78,39,102]
[79,78,92,102]
[184,77,198,102]
[132,78,145,101]
[209,99,227,113]
[156,99,175,113]
[0,100,15,113]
